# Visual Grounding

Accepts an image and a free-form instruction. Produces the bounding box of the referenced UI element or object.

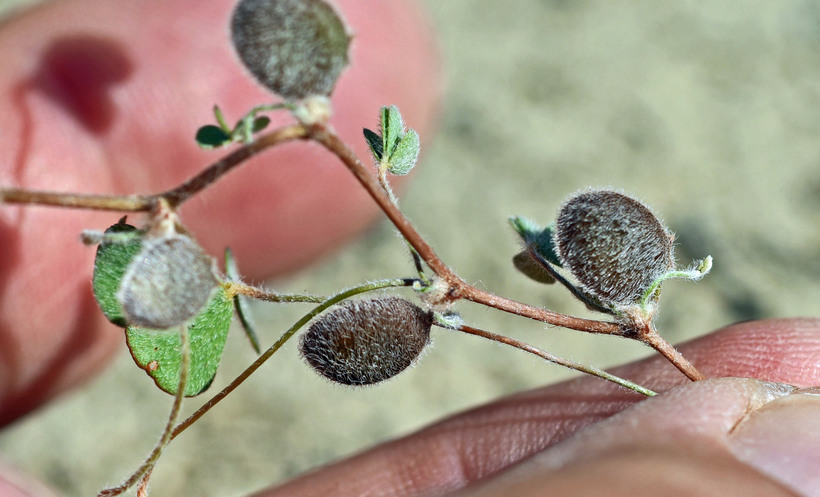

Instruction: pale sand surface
[1,1,819,496]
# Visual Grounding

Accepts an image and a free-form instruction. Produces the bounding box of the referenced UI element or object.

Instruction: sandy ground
[1,1,819,496]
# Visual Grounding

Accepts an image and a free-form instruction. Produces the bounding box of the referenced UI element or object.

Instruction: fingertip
[611,317,820,391]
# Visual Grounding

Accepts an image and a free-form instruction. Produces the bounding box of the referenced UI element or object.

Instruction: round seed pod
[230,0,351,100]
[117,234,218,329]
[554,190,675,307]
[299,297,433,386]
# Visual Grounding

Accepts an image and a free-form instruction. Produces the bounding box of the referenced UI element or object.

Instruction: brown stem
[161,124,309,208]
[631,314,704,381]
[309,125,457,283]
[460,286,626,335]
[0,189,153,212]
[455,324,656,396]
[0,124,309,212]
[309,125,628,337]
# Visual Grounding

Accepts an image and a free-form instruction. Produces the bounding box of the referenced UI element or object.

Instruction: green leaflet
[126,286,234,397]
[363,106,420,176]
[91,221,143,327]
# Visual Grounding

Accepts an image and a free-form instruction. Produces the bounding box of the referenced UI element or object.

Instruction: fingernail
[729,390,820,496]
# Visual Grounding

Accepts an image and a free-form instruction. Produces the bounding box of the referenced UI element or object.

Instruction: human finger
[0,0,439,425]
[254,318,820,496]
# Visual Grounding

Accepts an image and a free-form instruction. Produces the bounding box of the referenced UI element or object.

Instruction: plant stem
[629,312,704,381]
[224,281,326,303]
[169,278,416,441]
[0,189,153,211]
[162,124,309,208]
[308,125,628,337]
[454,324,656,397]
[0,124,310,212]
[98,325,191,497]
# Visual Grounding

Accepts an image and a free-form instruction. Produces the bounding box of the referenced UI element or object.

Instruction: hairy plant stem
[454,324,656,397]
[98,326,191,497]
[0,125,310,212]
[629,313,705,381]
[308,125,630,336]
[224,281,326,303]
[169,278,416,441]
[1,120,700,378]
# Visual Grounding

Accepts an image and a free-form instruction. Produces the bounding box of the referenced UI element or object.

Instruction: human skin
[1,2,820,497]
[0,0,439,426]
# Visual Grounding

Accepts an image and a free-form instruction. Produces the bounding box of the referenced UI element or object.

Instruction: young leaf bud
[117,234,218,330]
[231,0,351,100]
[554,190,675,307]
[299,297,433,386]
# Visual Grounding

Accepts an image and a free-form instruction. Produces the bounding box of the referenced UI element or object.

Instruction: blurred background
[1,1,819,496]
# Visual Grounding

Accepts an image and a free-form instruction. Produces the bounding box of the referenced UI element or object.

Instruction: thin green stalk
[169,278,417,440]
[452,324,656,397]
[98,325,191,497]
[225,281,326,303]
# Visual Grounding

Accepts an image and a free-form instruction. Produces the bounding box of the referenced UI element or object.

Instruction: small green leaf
[92,221,143,327]
[126,286,234,396]
[213,105,232,132]
[233,115,272,144]
[512,251,556,284]
[363,128,383,162]
[195,125,232,149]
[252,115,271,133]
[380,105,404,158]
[531,225,561,267]
[509,216,541,244]
[387,129,420,176]
[509,216,562,267]
[225,248,261,354]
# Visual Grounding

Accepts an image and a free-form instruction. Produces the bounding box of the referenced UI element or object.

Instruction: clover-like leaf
[126,286,234,396]
[195,125,232,149]
[233,115,272,142]
[92,220,143,327]
[387,129,420,176]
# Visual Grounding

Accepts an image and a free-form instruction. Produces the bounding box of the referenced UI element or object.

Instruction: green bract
[509,217,562,285]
